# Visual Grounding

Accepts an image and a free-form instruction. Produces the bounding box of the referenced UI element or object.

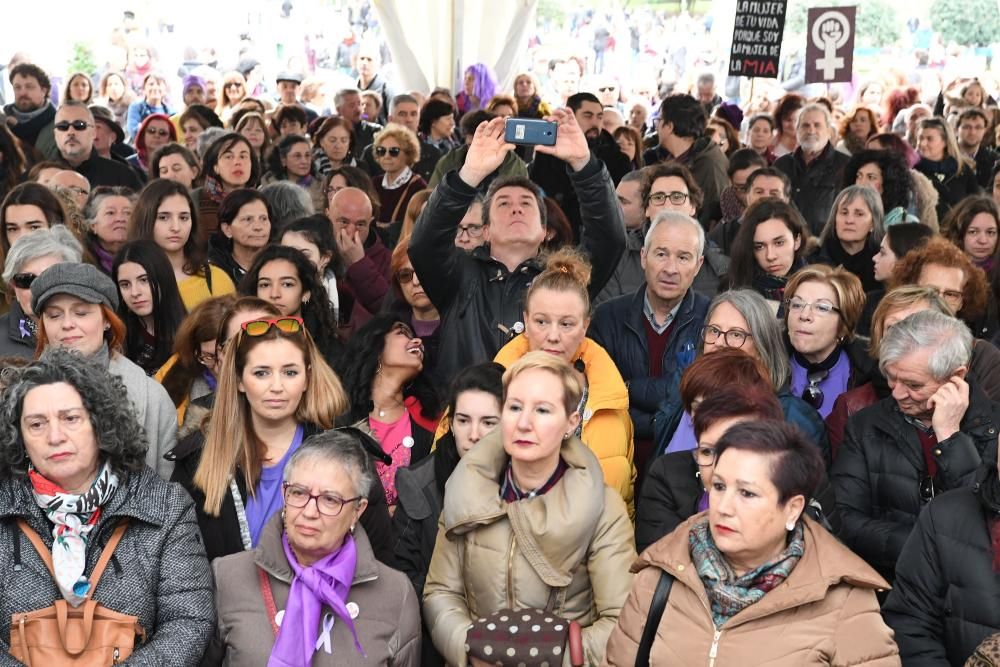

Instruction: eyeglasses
[647,191,689,206]
[375,146,402,157]
[395,268,416,284]
[701,324,752,348]
[785,297,841,317]
[692,443,717,467]
[457,223,485,238]
[195,350,218,366]
[226,82,244,89]
[145,127,170,137]
[11,272,37,289]
[926,286,964,307]
[732,182,749,193]
[282,483,361,516]
[598,86,617,92]
[54,120,92,132]
[919,475,936,503]
[801,368,830,409]
[241,316,304,336]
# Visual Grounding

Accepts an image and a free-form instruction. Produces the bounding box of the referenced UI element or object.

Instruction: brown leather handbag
[8,519,147,666]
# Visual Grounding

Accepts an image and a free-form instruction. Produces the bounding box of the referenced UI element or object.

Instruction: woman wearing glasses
[915,117,981,220]
[125,113,176,178]
[372,124,427,227]
[783,265,875,423]
[262,134,325,212]
[725,199,812,309]
[889,236,994,339]
[205,430,421,666]
[810,185,885,293]
[388,239,440,379]
[216,71,248,125]
[338,313,441,513]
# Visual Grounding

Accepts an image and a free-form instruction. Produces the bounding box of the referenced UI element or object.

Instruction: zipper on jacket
[506,533,517,609]
[708,629,722,667]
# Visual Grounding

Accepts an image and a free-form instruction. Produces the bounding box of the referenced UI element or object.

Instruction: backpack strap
[634,570,674,667]
[15,518,129,598]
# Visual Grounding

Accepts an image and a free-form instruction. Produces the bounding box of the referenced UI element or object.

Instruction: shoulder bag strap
[634,570,674,667]
[389,177,417,224]
[257,566,280,636]
[16,519,55,578]
[84,520,129,599]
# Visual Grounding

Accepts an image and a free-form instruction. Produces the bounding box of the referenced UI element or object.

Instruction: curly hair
[373,123,421,166]
[837,107,879,144]
[338,312,441,423]
[889,237,988,322]
[842,149,913,213]
[0,348,147,479]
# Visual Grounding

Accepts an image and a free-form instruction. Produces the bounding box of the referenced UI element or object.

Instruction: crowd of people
[5,26,1000,666]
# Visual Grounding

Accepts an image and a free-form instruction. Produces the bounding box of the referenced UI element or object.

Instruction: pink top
[368,413,414,507]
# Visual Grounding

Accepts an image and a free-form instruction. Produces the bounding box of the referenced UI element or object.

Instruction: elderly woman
[312,116,357,175]
[493,248,636,513]
[31,262,177,478]
[889,236,993,339]
[810,185,885,292]
[83,185,135,274]
[424,352,636,666]
[262,134,326,212]
[205,430,421,666]
[655,291,829,458]
[0,350,214,664]
[372,123,427,226]
[0,226,81,357]
[784,265,875,421]
[604,420,899,665]
[208,188,274,286]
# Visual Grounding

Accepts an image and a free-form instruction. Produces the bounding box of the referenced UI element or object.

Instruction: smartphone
[504,118,557,146]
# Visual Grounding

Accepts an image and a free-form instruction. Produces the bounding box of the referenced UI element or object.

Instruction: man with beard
[529,92,630,240]
[774,103,850,236]
[3,63,58,159]
[53,102,141,189]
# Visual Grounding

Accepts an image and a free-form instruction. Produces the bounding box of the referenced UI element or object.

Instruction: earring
[281,509,286,521]
[349,524,356,534]
[786,521,795,531]
[563,433,571,441]
[375,361,383,375]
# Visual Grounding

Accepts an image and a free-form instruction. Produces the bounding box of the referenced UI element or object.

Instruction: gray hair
[620,170,642,185]
[796,103,834,130]
[819,185,885,247]
[283,430,375,499]
[260,181,314,229]
[56,100,94,122]
[334,88,361,109]
[644,210,705,257]
[705,289,791,388]
[83,186,136,233]
[878,310,973,380]
[0,348,148,478]
[390,94,419,113]
[2,225,82,283]
[197,127,227,159]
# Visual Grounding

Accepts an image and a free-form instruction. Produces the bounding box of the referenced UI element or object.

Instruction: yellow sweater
[178,266,235,312]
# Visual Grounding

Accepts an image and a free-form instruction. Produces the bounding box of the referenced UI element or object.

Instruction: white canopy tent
[373,0,538,94]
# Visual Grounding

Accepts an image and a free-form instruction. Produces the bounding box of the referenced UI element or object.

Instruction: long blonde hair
[193,324,349,516]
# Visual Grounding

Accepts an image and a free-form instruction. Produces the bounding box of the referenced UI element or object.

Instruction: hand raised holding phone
[458,117,516,189]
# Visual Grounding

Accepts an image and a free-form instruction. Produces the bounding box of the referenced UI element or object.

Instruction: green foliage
[537,0,567,25]
[67,42,97,77]
[930,0,1000,47]
[786,0,901,49]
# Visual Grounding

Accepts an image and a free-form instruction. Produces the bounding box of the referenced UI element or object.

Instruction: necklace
[372,398,404,419]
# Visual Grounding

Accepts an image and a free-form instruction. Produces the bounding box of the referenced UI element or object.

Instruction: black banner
[728,0,788,79]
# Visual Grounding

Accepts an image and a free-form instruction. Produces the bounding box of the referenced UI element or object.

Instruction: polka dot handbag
[465,608,584,666]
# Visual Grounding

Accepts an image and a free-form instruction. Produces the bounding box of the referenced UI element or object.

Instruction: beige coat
[204,516,420,667]
[423,429,637,667]
[602,513,900,667]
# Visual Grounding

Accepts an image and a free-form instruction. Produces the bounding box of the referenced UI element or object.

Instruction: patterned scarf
[28,461,120,607]
[689,517,805,628]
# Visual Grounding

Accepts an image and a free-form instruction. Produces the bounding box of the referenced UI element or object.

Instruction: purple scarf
[268,532,365,666]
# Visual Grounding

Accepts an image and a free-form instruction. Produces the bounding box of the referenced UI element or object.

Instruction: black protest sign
[728,0,788,78]
[805,6,857,84]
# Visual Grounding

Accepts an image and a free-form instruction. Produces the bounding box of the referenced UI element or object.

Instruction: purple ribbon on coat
[267,532,365,666]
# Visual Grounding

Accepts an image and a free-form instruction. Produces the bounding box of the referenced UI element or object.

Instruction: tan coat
[423,429,636,667]
[204,516,421,667]
[602,513,900,667]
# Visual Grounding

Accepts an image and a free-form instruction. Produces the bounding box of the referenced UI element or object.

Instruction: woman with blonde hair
[493,247,636,514]
[372,123,426,226]
[424,351,636,666]
[217,71,248,123]
[915,116,981,220]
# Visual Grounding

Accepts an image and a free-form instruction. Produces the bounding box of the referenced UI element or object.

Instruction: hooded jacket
[422,429,636,667]
[602,513,899,666]
[774,143,851,236]
[494,335,637,515]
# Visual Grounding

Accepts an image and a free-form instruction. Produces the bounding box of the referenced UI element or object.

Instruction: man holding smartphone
[409,109,626,384]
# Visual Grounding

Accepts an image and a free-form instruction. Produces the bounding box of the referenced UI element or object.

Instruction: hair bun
[543,247,592,287]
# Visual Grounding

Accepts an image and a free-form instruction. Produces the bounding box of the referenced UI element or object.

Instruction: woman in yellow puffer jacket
[494,248,636,515]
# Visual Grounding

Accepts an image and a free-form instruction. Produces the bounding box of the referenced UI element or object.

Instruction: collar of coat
[493,334,628,415]
[441,428,607,588]
[636,512,889,628]
[253,512,380,586]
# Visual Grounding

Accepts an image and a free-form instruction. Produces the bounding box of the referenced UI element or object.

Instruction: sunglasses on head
[145,127,170,137]
[11,273,36,289]
[375,146,402,157]
[241,316,304,337]
[54,120,91,132]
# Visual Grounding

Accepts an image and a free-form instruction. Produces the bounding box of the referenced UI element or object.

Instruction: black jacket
[972,145,1000,190]
[914,157,982,221]
[774,143,851,236]
[352,120,383,160]
[831,382,1000,581]
[635,450,841,554]
[60,149,143,189]
[169,421,397,566]
[409,157,625,384]
[0,302,35,359]
[529,129,631,241]
[588,285,709,439]
[882,468,1000,666]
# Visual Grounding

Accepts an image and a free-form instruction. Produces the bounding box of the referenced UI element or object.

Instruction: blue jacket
[589,286,709,439]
